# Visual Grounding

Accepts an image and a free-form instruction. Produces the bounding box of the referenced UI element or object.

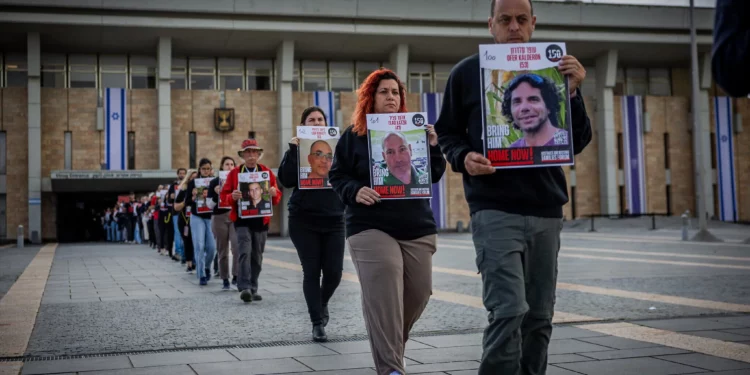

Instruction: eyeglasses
[311,151,334,160]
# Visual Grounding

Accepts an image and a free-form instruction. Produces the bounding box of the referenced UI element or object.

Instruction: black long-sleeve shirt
[712,0,750,97]
[206,177,232,215]
[328,126,446,240]
[435,53,592,219]
[175,179,214,220]
[277,143,345,220]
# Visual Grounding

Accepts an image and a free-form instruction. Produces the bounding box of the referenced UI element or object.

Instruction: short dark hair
[501,73,562,129]
[491,0,534,17]
[198,158,212,168]
[300,106,327,125]
[219,156,235,168]
[177,168,187,175]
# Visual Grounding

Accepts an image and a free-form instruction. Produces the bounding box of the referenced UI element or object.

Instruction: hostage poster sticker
[194,177,212,214]
[366,112,432,200]
[237,171,273,219]
[297,126,339,190]
[218,171,232,209]
[479,42,574,168]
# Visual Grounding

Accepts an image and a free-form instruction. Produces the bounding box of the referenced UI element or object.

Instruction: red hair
[351,68,407,136]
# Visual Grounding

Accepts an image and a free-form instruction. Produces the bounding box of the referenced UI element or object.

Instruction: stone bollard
[456,221,464,233]
[17,225,24,248]
[681,213,689,241]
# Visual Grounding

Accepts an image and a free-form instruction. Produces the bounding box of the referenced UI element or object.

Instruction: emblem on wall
[214,108,235,132]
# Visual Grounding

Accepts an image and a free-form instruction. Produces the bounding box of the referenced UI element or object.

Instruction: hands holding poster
[194,177,212,214]
[238,171,273,218]
[366,112,432,200]
[297,126,339,189]
[480,42,574,168]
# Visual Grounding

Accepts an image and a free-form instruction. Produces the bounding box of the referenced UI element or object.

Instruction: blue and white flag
[105,88,127,170]
[313,91,336,128]
[714,97,738,222]
[422,92,447,229]
[621,96,646,215]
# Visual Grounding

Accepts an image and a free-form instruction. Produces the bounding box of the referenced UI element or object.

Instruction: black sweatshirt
[277,143,345,221]
[328,126,446,240]
[206,177,232,215]
[712,0,750,97]
[435,53,592,219]
[175,179,214,220]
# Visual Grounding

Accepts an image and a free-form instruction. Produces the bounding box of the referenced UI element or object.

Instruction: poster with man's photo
[218,171,232,209]
[479,42,574,168]
[366,112,432,200]
[194,177,212,214]
[297,126,339,190]
[237,171,273,218]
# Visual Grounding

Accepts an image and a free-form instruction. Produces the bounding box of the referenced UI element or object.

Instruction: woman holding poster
[176,159,217,286]
[328,68,445,375]
[173,174,196,273]
[207,156,240,290]
[278,106,345,343]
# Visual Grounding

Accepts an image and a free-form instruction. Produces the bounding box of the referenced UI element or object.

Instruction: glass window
[127,131,135,169]
[356,61,380,86]
[433,63,453,93]
[189,57,215,90]
[41,53,66,88]
[189,132,197,169]
[0,131,6,174]
[329,61,354,92]
[69,54,97,88]
[64,131,72,169]
[625,67,648,96]
[219,58,243,91]
[302,60,327,92]
[100,55,127,89]
[171,57,187,90]
[292,60,300,91]
[408,63,432,93]
[246,59,273,91]
[5,53,28,87]
[648,68,672,96]
[130,55,156,89]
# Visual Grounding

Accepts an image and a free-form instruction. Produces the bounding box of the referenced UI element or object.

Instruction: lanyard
[240,165,258,173]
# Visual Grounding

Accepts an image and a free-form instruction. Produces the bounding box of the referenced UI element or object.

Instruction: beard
[515,115,548,134]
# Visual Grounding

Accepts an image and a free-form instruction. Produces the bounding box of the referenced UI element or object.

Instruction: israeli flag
[105,88,127,170]
[313,91,336,128]
[621,96,646,215]
[714,97,738,222]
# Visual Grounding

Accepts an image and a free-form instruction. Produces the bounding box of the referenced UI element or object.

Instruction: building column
[157,37,172,170]
[27,32,42,244]
[389,44,409,81]
[276,40,294,237]
[595,49,619,216]
[695,52,715,220]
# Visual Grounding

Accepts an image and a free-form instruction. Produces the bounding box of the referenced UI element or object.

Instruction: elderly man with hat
[220,139,282,303]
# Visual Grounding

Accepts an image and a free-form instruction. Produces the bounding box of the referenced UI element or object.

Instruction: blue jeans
[173,218,184,258]
[108,224,119,242]
[104,224,112,241]
[134,223,142,244]
[191,215,216,280]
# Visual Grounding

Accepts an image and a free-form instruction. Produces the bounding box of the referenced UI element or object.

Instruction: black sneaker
[240,290,252,303]
[231,276,237,285]
[312,324,327,342]
[252,293,262,301]
[205,269,211,281]
[222,279,230,290]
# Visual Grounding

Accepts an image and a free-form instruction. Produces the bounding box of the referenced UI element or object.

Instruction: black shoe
[205,269,211,281]
[312,324,327,342]
[322,305,330,327]
[231,276,237,286]
[252,292,262,301]
[240,290,253,303]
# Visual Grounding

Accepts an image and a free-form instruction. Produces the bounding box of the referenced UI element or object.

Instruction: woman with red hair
[328,68,445,375]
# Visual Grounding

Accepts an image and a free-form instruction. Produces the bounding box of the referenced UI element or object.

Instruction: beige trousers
[347,229,437,375]
[211,211,239,280]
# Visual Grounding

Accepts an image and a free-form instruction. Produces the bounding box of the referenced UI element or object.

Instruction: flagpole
[689,0,721,242]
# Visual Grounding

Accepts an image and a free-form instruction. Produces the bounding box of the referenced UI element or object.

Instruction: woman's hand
[269,186,278,197]
[356,187,381,206]
[426,124,438,147]
[290,137,300,146]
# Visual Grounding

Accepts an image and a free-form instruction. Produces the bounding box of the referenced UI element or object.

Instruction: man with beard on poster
[503,73,568,148]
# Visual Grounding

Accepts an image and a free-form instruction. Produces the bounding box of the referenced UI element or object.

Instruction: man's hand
[289,137,300,146]
[464,152,495,176]
[355,187,381,206]
[169,193,175,199]
[214,186,220,195]
[231,190,242,201]
[558,55,586,97]
[269,186,278,197]
[425,124,438,146]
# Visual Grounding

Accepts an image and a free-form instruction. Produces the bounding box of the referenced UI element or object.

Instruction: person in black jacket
[433,1,592,374]
[207,156,239,290]
[176,160,217,286]
[712,0,750,97]
[328,69,445,375]
[277,106,345,343]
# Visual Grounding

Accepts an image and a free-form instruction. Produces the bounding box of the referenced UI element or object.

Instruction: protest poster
[297,126,339,190]
[218,171,232,209]
[237,171,273,218]
[366,112,432,199]
[479,42,574,168]
[194,177,212,214]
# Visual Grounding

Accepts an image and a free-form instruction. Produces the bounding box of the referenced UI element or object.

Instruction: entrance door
[56,192,137,243]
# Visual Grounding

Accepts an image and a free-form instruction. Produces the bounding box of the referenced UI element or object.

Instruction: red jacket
[219,163,282,226]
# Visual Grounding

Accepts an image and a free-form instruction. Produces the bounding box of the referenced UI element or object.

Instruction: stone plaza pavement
[1,225,750,375]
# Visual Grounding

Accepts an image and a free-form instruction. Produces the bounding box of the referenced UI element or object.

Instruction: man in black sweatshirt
[712,0,750,97]
[434,0,592,374]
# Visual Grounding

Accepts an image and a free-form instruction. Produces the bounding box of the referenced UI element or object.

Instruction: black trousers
[178,214,194,263]
[289,216,345,325]
[158,213,174,255]
[148,219,156,247]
